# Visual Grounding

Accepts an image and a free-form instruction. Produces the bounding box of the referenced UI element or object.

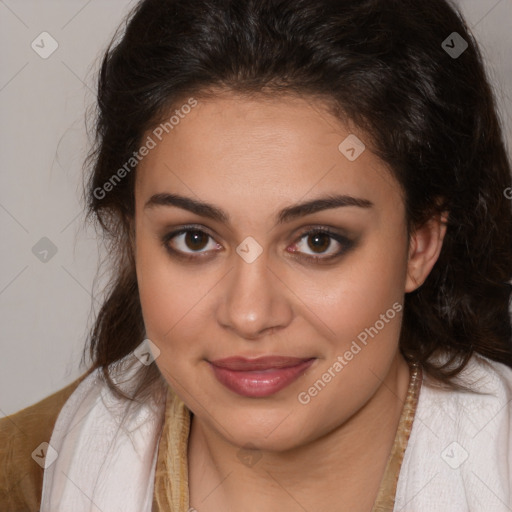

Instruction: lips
[208,356,315,398]
[209,356,312,371]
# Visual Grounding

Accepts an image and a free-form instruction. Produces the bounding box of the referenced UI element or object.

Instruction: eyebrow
[144,192,373,225]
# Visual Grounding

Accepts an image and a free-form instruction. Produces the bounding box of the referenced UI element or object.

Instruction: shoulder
[423,353,512,420]
[0,374,89,511]
[394,353,512,511]
[453,352,512,397]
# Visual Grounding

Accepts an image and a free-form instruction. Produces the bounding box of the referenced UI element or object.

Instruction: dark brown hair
[83,0,512,400]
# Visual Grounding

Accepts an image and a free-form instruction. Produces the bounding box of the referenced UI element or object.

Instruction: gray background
[1,0,511,416]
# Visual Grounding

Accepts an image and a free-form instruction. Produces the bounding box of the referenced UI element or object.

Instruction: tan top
[0,362,421,512]
[152,361,422,512]
[0,374,89,511]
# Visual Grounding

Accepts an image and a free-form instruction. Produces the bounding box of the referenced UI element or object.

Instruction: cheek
[134,228,217,365]
[301,229,408,342]
[136,258,204,385]
[135,229,188,340]
[136,237,174,331]
[291,232,408,424]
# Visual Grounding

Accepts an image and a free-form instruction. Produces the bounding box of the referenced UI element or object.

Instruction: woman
[1,0,511,510]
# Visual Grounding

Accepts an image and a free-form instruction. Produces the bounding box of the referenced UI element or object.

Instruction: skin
[133,93,447,512]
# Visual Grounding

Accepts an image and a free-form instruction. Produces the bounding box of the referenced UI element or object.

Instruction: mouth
[208,356,316,398]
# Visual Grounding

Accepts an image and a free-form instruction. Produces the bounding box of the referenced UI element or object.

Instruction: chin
[212,408,311,453]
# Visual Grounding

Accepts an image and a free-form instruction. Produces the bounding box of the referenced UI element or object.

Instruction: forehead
[135,94,402,219]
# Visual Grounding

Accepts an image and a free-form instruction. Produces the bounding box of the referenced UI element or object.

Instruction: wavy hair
[83,0,512,400]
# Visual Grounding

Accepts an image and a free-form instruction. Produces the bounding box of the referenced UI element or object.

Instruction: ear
[405,210,449,293]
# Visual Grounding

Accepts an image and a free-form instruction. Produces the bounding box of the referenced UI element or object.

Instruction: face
[133,93,432,451]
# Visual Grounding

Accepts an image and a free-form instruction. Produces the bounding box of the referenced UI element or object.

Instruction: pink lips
[209,356,315,398]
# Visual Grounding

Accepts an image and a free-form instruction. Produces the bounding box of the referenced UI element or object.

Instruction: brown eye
[162,225,354,263]
[289,228,355,263]
[184,230,209,251]
[162,227,220,258]
[306,232,332,253]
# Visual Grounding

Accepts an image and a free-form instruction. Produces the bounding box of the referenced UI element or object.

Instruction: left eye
[291,230,345,258]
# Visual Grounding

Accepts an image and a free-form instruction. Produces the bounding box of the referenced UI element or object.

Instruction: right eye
[161,226,222,260]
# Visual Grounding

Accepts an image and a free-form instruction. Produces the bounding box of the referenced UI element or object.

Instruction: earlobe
[405,211,449,292]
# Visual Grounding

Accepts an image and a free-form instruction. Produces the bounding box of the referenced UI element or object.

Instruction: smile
[208,356,316,397]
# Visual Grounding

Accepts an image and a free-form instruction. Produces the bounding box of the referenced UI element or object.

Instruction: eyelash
[161,224,355,264]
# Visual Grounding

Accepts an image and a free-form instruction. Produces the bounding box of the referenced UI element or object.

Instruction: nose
[216,250,294,340]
